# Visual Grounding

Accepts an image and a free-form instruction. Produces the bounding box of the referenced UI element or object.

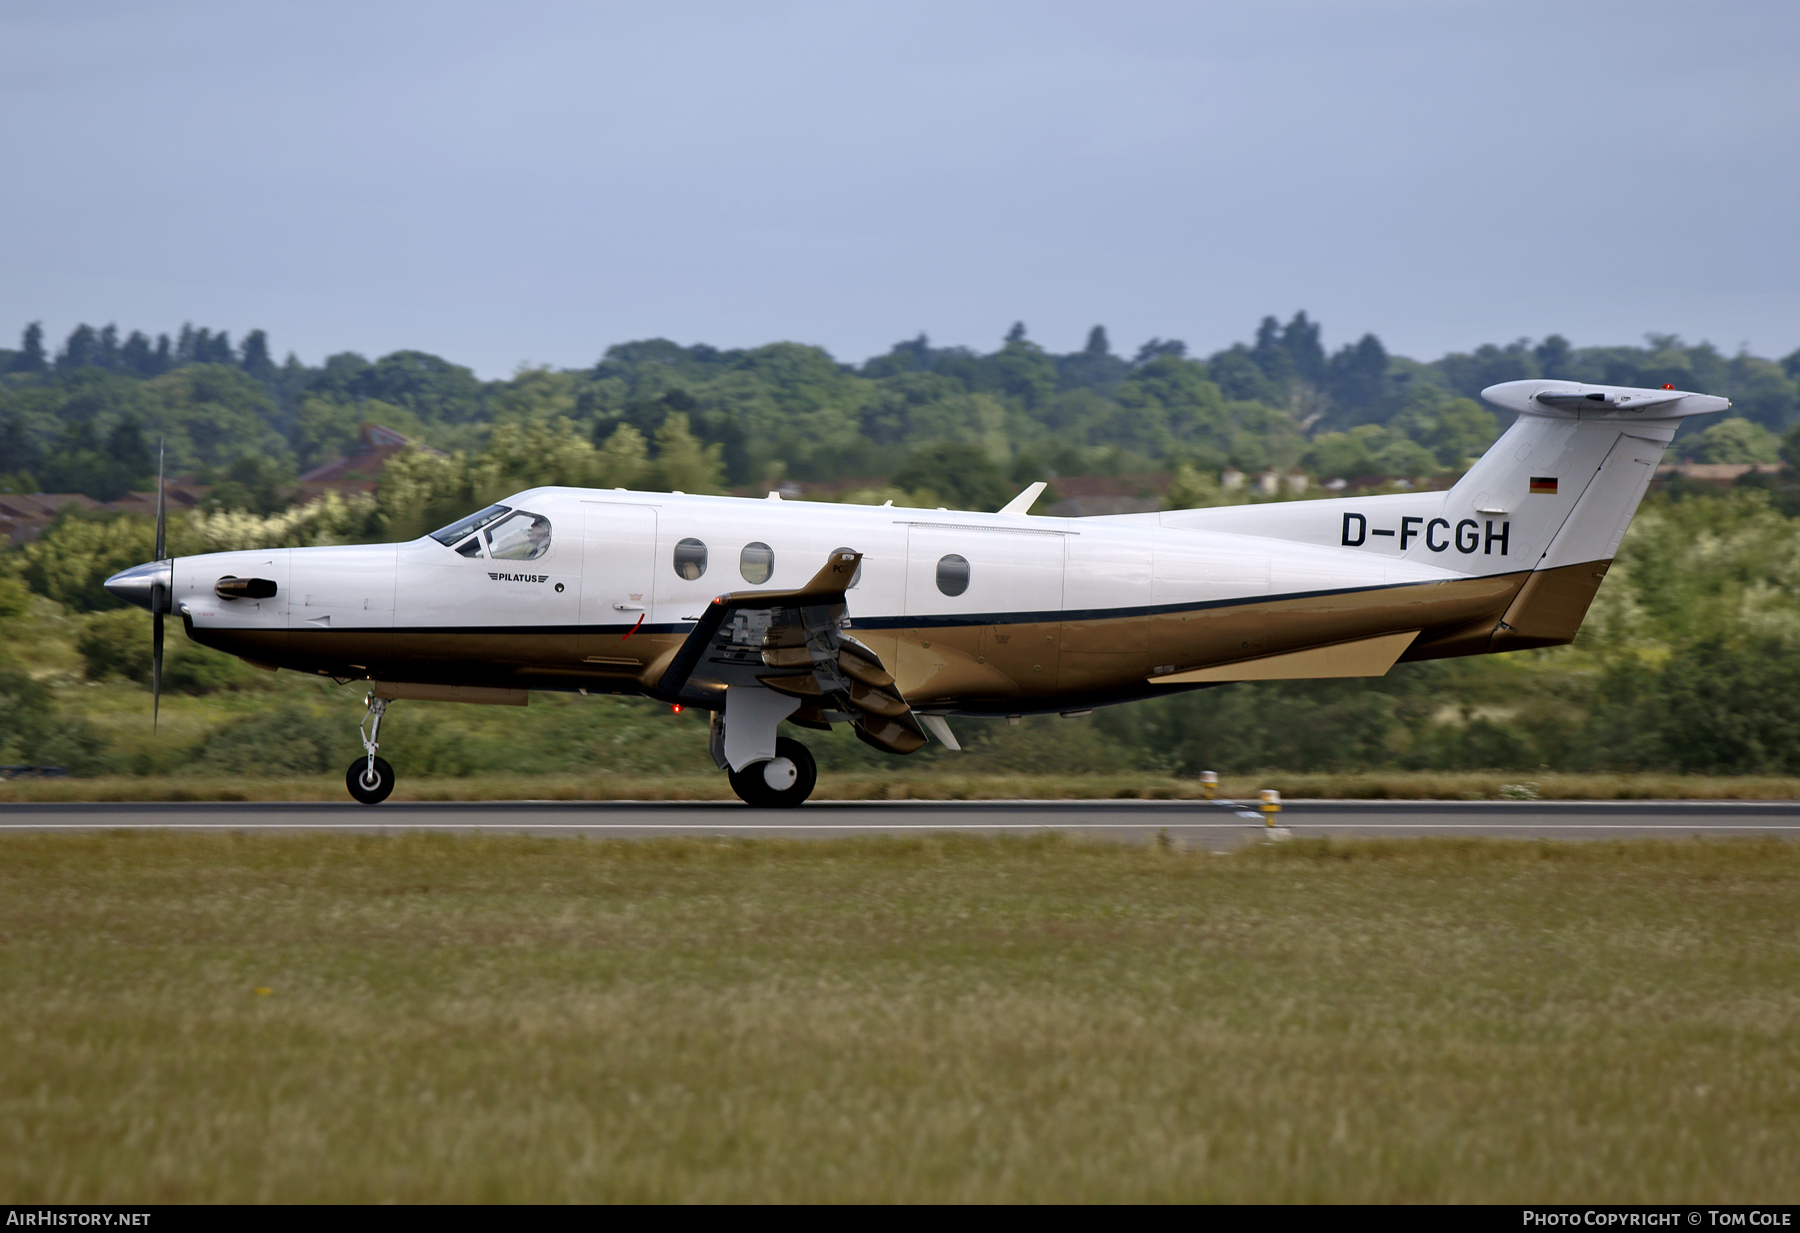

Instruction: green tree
[294,397,363,471]
[18,510,155,611]
[0,413,41,480]
[489,366,578,424]
[1533,334,1572,377]
[648,414,725,493]
[1388,393,1498,467]
[36,420,113,497]
[595,423,649,488]
[1303,431,1377,480]
[365,350,485,423]
[1692,417,1780,464]
[992,331,1057,410]
[891,441,1010,511]
[1204,347,1279,403]
[1162,460,1233,509]
[56,324,99,372]
[1722,355,1797,431]
[103,417,155,493]
[142,364,288,470]
[1321,333,1389,426]
[1115,356,1230,455]
[120,330,160,377]
[375,446,470,541]
[9,322,48,374]
[239,329,276,384]
[1371,437,1440,478]
[469,418,603,495]
[201,454,294,515]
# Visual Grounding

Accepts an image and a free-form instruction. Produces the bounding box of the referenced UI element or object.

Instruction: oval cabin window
[739,542,774,584]
[829,547,862,589]
[936,553,970,597]
[673,538,708,580]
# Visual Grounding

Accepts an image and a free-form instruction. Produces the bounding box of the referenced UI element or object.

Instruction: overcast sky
[3,1,1795,377]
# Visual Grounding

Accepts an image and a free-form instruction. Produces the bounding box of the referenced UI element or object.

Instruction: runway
[3,798,1799,847]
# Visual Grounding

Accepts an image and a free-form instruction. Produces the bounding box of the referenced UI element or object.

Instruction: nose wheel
[347,755,395,805]
[345,694,396,805]
[728,736,817,808]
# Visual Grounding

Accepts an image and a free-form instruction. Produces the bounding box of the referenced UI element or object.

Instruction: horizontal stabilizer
[1530,391,1683,414]
[1483,380,1729,420]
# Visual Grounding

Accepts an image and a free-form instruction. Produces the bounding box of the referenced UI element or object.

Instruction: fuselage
[168,487,1528,716]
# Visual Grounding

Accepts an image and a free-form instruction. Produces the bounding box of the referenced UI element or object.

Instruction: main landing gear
[727,736,817,808]
[346,694,395,805]
[340,690,820,808]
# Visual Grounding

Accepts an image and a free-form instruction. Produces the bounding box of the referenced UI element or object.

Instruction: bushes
[1096,674,1431,775]
[0,575,30,619]
[77,608,269,694]
[1585,640,1800,774]
[77,609,151,681]
[0,666,113,773]
[19,510,154,612]
[191,703,351,775]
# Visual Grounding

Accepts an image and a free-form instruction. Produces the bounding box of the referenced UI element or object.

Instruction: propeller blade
[152,605,164,732]
[152,439,167,731]
[153,439,166,561]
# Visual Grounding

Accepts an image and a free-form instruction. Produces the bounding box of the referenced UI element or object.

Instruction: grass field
[1,832,1796,1202]
[5,770,1800,802]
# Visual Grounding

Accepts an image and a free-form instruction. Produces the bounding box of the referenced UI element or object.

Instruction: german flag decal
[1529,476,1558,495]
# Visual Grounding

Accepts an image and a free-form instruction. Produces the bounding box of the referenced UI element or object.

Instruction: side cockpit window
[485,511,552,561]
[454,536,484,558]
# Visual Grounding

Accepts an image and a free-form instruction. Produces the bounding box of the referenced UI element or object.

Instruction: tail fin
[1447,381,1725,569]
[1438,381,1727,648]
[1152,379,1729,652]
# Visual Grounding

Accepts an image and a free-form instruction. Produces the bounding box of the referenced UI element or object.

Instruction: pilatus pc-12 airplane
[104,379,1726,806]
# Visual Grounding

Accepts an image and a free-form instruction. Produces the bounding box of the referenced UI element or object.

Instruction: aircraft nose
[103,560,172,612]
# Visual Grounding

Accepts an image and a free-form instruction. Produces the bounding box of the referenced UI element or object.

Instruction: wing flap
[655,550,929,753]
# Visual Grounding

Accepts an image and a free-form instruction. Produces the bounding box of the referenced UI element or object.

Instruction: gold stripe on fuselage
[185,561,1604,711]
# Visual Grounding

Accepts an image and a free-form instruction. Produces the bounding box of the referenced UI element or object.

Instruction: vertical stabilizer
[1463,380,1727,648]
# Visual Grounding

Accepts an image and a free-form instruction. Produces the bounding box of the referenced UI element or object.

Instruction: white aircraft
[104,379,1727,806]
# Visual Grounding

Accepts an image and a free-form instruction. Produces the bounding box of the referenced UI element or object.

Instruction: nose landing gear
[345,694,396,805]
[727,736,817,808]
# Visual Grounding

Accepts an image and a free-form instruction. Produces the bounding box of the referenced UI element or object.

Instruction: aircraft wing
[653,550,928,755]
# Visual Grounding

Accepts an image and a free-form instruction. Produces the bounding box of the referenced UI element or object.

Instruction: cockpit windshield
[430,504,511,547]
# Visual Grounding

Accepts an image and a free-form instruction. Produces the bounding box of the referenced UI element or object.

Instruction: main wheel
[728,736,817,808]
[346,755,396,805]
